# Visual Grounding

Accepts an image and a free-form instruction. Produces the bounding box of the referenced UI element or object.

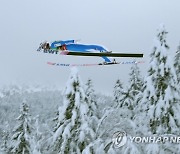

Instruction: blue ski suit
[50,40,111,62]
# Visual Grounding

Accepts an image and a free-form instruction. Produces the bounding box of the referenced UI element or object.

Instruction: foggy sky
[0,0,180,94]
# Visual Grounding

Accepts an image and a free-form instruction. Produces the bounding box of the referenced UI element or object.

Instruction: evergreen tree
[84,79,99,133]
[128,63,144,108]
[85,79,98,117]
[1,123,10,153]
[119,64,144,112]
[97,79,138,153]
[8,103,34,154]
[113,79,134,119]
[174,42,180,84]
[113,79,124,107]
[31,116,42,154]
[142,24,180,134]
[52,67,96,154]
[83,138,106,154]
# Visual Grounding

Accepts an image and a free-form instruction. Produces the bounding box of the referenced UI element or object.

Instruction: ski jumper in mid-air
[40,40,112,62]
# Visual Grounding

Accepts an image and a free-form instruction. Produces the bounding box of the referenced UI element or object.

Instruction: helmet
[40,41,49,49]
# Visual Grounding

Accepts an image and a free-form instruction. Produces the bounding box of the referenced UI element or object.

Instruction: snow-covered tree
[113,74,141,120]
[141,24,180,134]
[113,79,133,119]
[117,64,144,112]
[8,103,35,154]
[51,67,96,154]
[0,123,10,153]
[94,78,139,153]
[83,138,106,154]
[174,42,180,84]
[85,79,98,117]
[84,79,99,133]
[113,79,124,107]
[128,63,144,108]
[31,116,42,154]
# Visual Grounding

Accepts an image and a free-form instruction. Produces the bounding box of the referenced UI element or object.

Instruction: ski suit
[50,40,111,62]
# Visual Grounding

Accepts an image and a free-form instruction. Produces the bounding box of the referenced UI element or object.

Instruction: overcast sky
[0,0,180,94]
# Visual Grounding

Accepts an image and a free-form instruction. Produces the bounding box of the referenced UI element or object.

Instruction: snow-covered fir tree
[113,79,124,107]
[84,79,99,133]
[113,74,139,120]
[31,116,42,154]
[0,123,10,153]
[51,67,96,154]
[113,79,133,119]
[174,42,180,84]
[118,64,144,113]
[121,64,144,131]
[85,79,98,117]
[8,102,38,154]
[141,24,180,135]
[1,131,9,153]
[128,63,143,108]
[95,78,139,153]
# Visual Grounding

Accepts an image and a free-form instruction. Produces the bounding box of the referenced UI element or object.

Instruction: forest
[0,24,180,154]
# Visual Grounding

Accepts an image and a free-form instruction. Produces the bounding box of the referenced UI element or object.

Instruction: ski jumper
[50,40,111,62]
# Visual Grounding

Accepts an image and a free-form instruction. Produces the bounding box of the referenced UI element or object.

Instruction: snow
[75,92,81,107]
[123,140,140,154]
[79,131,85,142]
[145,143,159,154]
[62,123,71,139]
[71,109,77,126]
[80,103,88,116]
[164,86,173,102]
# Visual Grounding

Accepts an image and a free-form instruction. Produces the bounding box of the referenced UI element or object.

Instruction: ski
[37,49,143,58]
[60,51,144,58]
[47,60,145,67]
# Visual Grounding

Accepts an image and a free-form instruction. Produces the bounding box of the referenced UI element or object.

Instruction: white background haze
[0,0,180,93]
